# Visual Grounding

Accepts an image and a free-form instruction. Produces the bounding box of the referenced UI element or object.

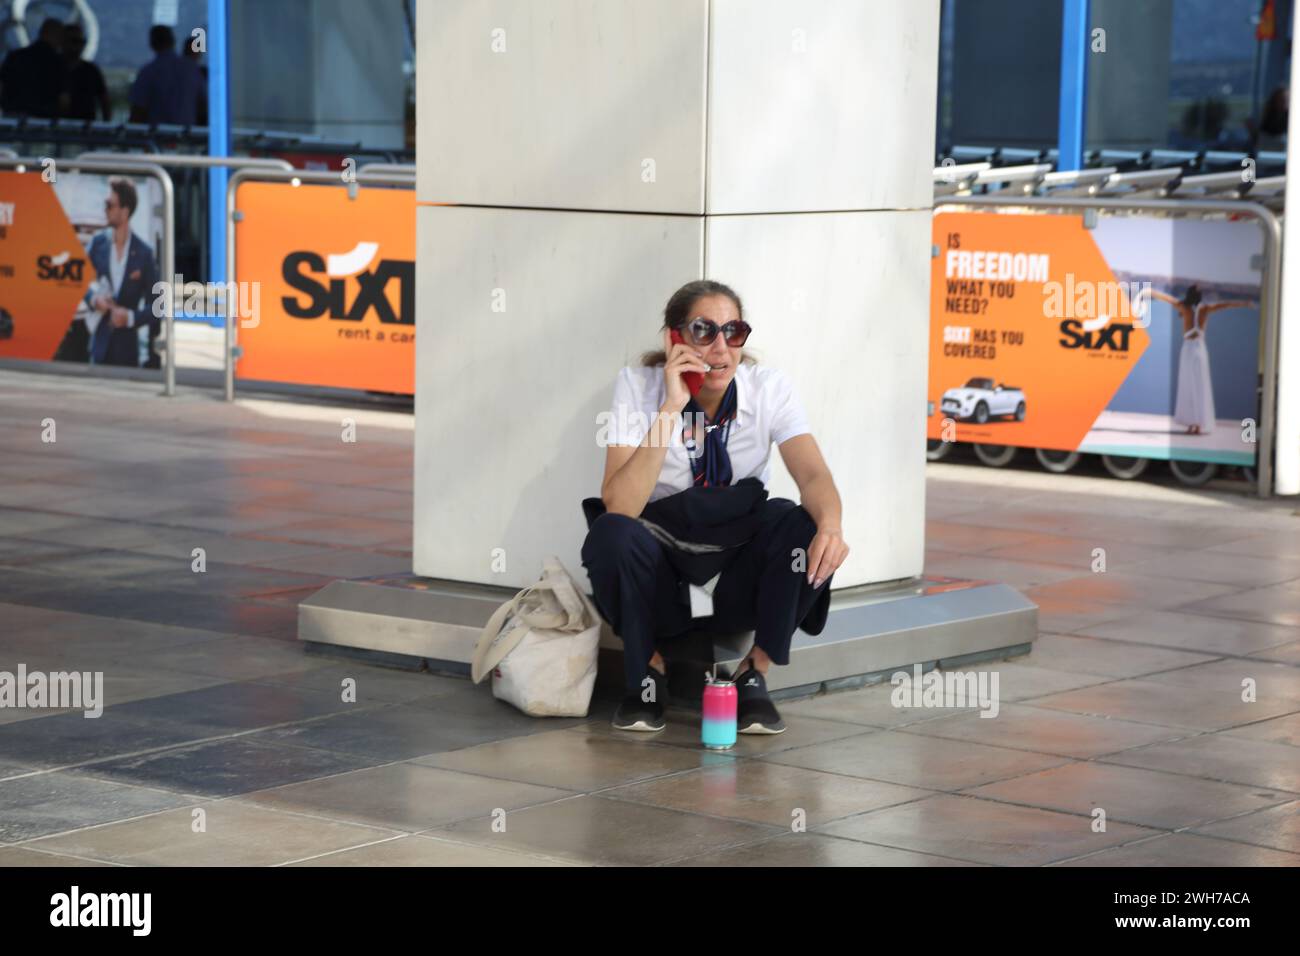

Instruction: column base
[298,574,1038,698]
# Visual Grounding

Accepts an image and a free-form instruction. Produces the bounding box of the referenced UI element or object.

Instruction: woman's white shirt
[602,363,811,502]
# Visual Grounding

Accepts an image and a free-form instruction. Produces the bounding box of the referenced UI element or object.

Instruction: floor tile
[1025,632,1217,678]
[762,730,1068,790]
[432,794,776,866]
[107,680,366,734]
[948,661,1112,701]
[817,793,1155,865]
[289,833,581,866]
[1057,831,1300,866]
[1024,574,1243,613]
[1032,600,1144,635]
[1101,733,1300,792]
[923,522,1060,556]
[0,771,193,842]
[968,761,1291,829]
[605,759,931,828]
[670,831,982,866]
[897,702,1185,758]
[252,689,578,761]
[1221,713,1300,747]
[923,553,1081,590]
[249,663,467,705]
[781,683,983,729]
[1191,800,1300,853]
[135,635,336,682]
[1181,585,1300,630]
[1205,532,1300,562]
[1031,678,1300,732]
[985,537,1179,574]
[1246,641,1300,665]
[1078,610,1299,656]
[82,737,382,798]
[0,846,115,866]
[243,761,571,831]
[0,711,214,769]
[1137,658,1300,704]
[414,727,726,792]
[1127,550,1300,588]
[29,800,398,866]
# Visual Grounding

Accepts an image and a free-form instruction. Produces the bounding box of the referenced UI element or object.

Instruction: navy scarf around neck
[682,379,738,487]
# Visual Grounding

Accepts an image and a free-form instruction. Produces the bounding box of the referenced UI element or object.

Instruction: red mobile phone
[669,329,705,398]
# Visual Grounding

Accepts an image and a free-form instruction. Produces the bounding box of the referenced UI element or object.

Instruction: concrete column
[415,0,941,589]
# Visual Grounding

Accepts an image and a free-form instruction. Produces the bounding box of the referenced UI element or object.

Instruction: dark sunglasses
[682,316,752,347]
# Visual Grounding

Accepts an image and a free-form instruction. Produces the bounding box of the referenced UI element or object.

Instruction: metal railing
[937,159,1283,205]
[0,155,175,393]
[223,167,418,401]
[77,152,293,174]
[358,162,416,179]
[933,195,1283,498]
[1038,166,1117,195]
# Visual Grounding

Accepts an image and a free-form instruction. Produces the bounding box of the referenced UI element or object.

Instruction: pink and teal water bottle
[701,669,737,750]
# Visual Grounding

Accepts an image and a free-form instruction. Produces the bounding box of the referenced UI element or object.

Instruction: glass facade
[937,0,1293,159]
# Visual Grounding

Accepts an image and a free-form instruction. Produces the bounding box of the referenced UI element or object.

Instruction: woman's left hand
[807,528,849,589]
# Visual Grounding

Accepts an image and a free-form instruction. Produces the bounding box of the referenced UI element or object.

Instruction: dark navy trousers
[580,499,831,692]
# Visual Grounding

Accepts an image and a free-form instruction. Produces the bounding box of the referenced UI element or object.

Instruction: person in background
[60,22,110,121]
[1254,85,1289,148]
[0,18,64,118]
[128,24,205,125]
[85,178,159,367]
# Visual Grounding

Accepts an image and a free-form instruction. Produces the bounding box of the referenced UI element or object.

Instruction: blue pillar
[207,0,230,283]
[1057,0,1090,171]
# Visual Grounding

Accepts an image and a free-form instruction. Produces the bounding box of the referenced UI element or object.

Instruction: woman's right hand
[662,328,710,412]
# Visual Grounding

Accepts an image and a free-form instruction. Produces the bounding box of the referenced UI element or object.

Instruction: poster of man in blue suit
[82,178,159,367]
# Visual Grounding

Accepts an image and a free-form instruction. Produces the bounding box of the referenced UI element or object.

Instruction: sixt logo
[37,250,86,283]
[281,241,413,324]
[1058,318,1135,352]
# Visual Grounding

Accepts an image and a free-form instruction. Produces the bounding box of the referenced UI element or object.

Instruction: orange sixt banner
[0,174,91,361]
[928,210,1151,453]
[929,209,1264,466]
[235,181,415,394]
[1,170,168,368]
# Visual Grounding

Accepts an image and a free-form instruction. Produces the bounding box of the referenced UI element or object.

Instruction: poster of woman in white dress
[1080,216,1263,466]
[1148,285,1255,436]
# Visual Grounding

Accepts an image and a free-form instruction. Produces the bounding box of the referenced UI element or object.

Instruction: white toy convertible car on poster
[940,377,1026,424]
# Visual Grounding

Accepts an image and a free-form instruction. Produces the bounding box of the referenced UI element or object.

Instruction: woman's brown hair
[640,279,756,366]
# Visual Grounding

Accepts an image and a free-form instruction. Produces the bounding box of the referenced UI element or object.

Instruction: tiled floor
[1,370,1298,866]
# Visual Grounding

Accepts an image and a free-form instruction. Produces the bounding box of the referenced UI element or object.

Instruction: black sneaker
[612,665,667,732]
[735,665,786,734]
